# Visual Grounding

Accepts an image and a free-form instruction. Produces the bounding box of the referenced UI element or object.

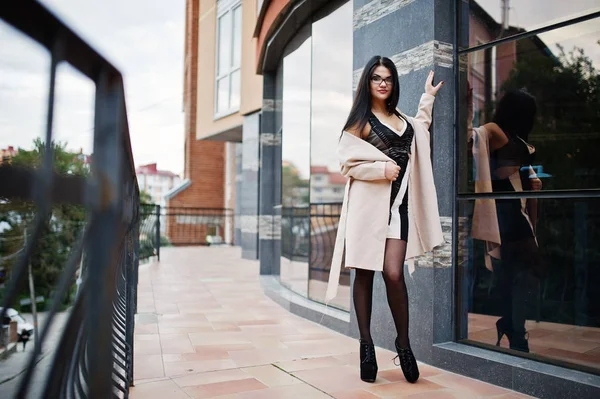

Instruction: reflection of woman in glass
[468,87,543,353]
[326,56,444,383]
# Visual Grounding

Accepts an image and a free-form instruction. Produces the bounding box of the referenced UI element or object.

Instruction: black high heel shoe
[393,338,419,383]
[496,318,530,353]
[359,340,378,383]
[495,317,512,346]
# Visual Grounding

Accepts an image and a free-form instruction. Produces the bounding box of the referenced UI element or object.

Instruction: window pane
[308,1,353,311]
[458,18,600,193]
[280,35,311,296]
[456,197,600,373]
[459,0,600,49]
[216,76,230,114]
[232,5,242,68]
[217,11,232,76]
[230,69,240,110]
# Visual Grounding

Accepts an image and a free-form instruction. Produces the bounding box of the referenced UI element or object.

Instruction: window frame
[214,1,242,119]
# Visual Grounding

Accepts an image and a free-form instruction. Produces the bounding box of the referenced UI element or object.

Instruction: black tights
[353,239,410,347]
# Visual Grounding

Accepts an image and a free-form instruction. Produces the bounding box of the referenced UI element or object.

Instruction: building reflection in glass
[308,1,353,311]
[458,0,600,374]
[280,34,311,297]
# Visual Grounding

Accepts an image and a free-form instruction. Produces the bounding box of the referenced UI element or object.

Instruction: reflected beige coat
[326,93,445,302]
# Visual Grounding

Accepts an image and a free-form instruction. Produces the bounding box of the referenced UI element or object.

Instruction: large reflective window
[458,18,600,193]
[280,35,312,296]
[308,1,353,311]
[456,7,600,374]
[459,0,600,50]
[457,197,600,373]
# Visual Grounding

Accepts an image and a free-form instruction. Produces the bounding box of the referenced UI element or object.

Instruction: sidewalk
[131,247,533,399]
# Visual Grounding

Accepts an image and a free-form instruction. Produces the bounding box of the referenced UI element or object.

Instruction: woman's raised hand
[385,162,401,181]
[425,71,444,96]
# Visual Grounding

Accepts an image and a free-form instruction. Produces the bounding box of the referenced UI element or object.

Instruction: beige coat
[325,93,445,302]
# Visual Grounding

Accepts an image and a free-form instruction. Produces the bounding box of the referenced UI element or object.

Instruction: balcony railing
[0,2,139,398]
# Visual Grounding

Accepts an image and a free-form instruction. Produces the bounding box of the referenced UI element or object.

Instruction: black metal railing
[137,205,235,260]
[0,2,138,398]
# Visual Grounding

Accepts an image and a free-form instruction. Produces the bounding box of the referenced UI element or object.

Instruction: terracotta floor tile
[134,335,162,355]
[129,379,191,399]
[134,355,165,380]
[427,373,513,397]
[236,383,332,399]
[242,365,301,387]
[135,323,159,334]
[159,326,215,334]
[163,359,238,377]
[173,368,248,387]
[366,379,445,396]
[183,377,267,398]
[130,248,529,399]
[331,389,381,399]
[276,356,346,372]
[160,333,195,354]
[293,365,386,392]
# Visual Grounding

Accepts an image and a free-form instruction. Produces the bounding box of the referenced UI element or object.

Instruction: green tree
[0,139,88,308]
[498,42,600,190]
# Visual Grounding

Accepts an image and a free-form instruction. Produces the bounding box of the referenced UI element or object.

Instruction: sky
[476,0,600,67]
[0,0,186,175]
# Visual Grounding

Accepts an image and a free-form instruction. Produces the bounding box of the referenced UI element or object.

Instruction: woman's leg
[382,238,410,348]
[353,268,376,344]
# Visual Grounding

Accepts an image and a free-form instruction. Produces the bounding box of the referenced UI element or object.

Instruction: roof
[136,163,179,178]
[165,179,191,200]
[311,165,329,174]
[328,173,347,185]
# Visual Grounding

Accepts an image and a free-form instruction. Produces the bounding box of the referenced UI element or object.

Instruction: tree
[0,139,88,308]
[498,41,600,190]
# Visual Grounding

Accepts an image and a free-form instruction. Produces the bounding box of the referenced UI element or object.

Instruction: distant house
[136,163,181,207]
[310,166,347,204]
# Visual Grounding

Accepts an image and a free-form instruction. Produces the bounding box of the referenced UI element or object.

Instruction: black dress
[365,111,414,241]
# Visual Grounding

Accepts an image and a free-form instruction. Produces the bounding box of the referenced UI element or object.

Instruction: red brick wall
[168,0,226,245]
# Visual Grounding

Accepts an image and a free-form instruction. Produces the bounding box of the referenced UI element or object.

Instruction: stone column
[258,73,282,275]
[240,112,261,260]
[350,0,455,362]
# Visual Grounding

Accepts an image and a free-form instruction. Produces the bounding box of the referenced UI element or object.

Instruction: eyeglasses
[371,75,393,86]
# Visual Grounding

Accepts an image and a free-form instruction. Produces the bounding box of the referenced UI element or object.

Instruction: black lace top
[366,111,414,211]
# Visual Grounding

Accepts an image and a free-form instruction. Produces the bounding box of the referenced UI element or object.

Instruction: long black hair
[342,56,399,135]
[493,89,537,142]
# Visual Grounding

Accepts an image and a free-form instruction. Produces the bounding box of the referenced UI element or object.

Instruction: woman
[325,56,445,383]
[468,87,543,353]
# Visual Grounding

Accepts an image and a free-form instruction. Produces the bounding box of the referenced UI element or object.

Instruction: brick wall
[168,0,227,245]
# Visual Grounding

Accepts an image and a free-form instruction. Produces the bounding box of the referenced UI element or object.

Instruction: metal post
[155,205,161,261]
[25,229,40,351]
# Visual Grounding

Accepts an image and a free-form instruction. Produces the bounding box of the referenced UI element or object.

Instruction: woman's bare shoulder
[345,123,369,139]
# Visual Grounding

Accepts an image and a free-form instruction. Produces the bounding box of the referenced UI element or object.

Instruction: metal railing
[0,2,138,398]
[138,205,235,261]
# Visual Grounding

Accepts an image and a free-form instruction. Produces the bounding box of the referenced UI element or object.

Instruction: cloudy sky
[0,0,186,174]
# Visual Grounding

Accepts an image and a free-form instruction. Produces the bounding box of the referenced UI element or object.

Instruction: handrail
[0,1,139,398]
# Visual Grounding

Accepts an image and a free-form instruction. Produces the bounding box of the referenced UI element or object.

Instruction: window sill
[213,108,240,121]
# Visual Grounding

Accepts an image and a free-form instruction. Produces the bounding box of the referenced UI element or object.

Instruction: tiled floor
[130,246,534,399]
[468,313,600,370]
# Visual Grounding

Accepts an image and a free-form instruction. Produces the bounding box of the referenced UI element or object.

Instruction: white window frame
[215,0,242,119]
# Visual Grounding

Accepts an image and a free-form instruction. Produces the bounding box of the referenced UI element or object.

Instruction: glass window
[459,0,600,49]
[308,1,353,311]
[280,35,312,296]
[215,2,242,116]
[230,70,241,110]
[458,17,600,193]
[456,197,600,373]
[232,6,242,68]
[216,76,230,114]
[217,12,232,76]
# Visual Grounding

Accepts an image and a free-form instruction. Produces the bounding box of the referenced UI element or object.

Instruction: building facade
[136,163,181,207]
[183,1,600,397]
